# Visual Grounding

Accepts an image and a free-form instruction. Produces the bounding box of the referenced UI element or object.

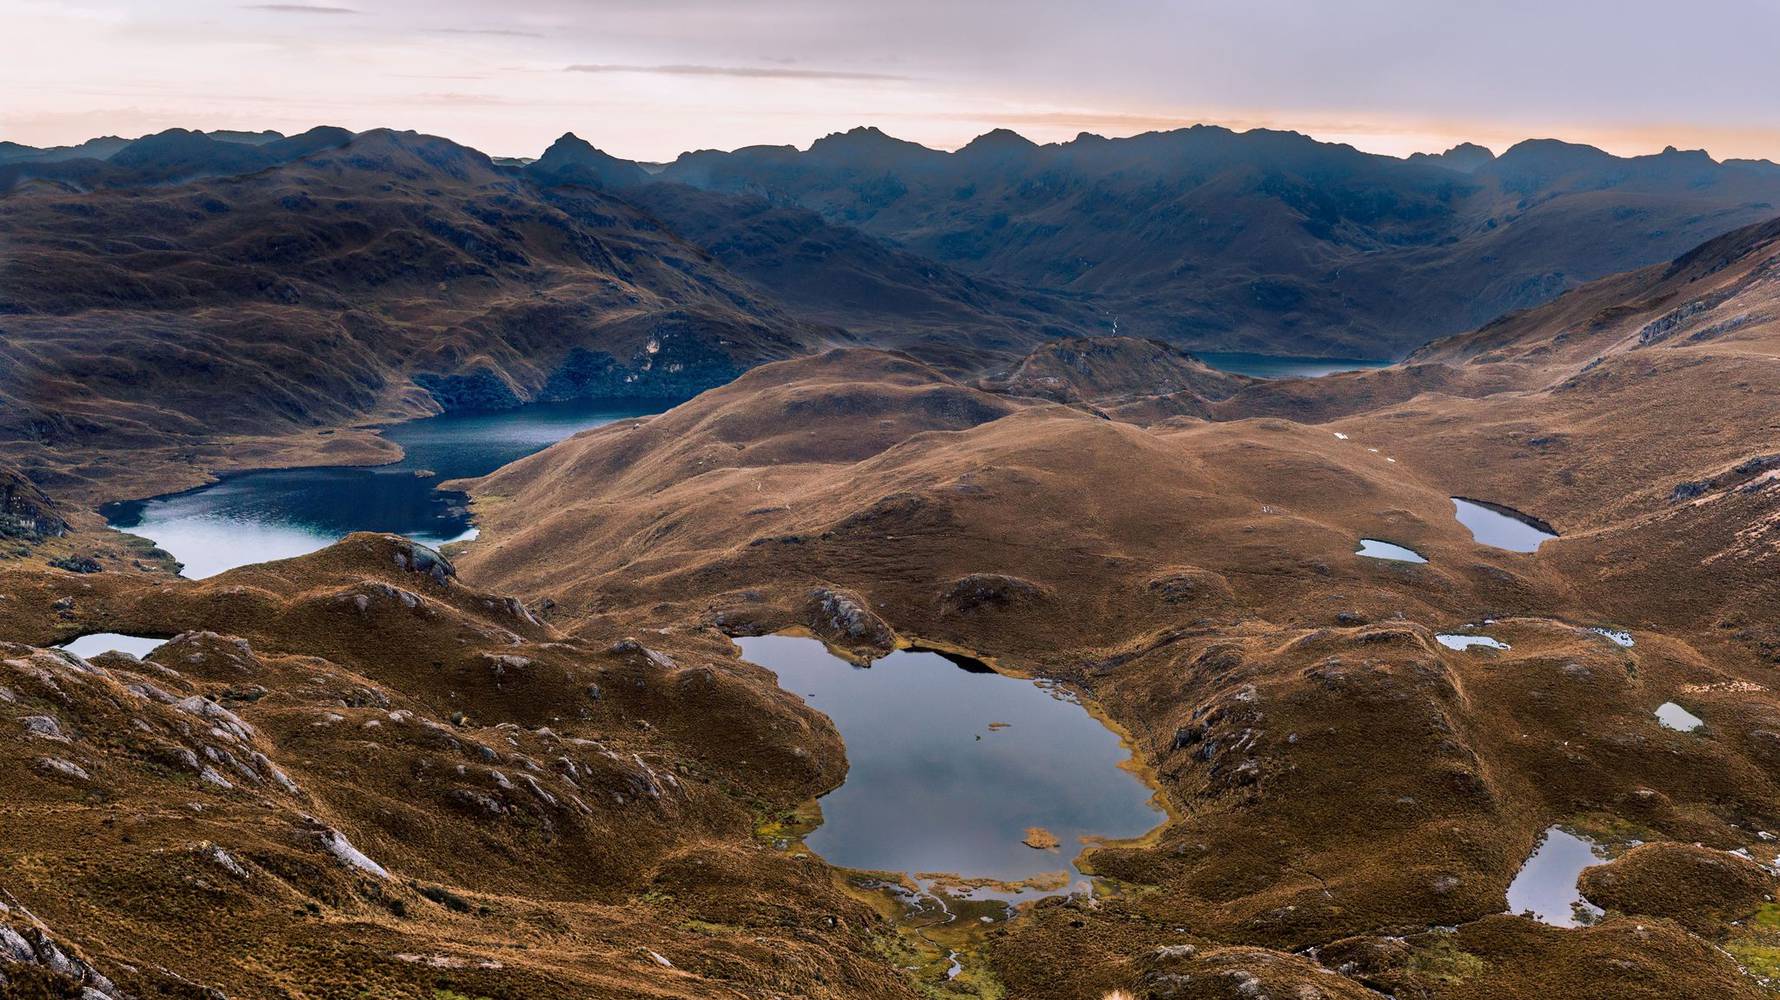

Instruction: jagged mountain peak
[527,131,648,189]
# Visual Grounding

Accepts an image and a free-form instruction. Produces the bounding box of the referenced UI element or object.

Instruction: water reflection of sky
[1452,498,1558,553]
[1506,826,1608,927]
[736,635,1163,893]
[104,399,664,579]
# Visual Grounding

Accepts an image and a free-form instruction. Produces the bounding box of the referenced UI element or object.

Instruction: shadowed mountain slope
[659,125,1780,356]
[0,128,827,502]
[620,182,1104,369]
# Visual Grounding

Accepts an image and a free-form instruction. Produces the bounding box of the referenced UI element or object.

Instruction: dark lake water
[735,635,1163,901]
[104,400,665,578]
[1196,352,1394,380]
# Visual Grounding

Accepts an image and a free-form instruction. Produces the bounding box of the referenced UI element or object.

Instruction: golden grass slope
[450,216,1780,996]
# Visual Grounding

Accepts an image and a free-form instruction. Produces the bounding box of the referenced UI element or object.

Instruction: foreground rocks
[0,534,900,999]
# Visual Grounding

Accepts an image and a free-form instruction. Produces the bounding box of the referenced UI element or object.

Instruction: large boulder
[805,587,896,655]
[0,467,66,541]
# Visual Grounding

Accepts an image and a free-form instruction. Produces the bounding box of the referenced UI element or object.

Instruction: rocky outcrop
[804,587,896,654]
[939,573,1051,613]
[1147,567,1235,606]
[0,467,65,542]
[389,536,456,586]
[1,896,123,999]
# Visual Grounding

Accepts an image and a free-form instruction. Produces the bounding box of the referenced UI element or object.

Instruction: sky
[6,0,1780,162]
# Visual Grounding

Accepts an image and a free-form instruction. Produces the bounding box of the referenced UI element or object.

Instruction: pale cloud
[433,27,545,38]
[242,4,358,13]
[3,0,1778,163]
[565,63,910,82]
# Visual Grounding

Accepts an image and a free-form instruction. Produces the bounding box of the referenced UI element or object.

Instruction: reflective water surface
[1452,498,1558,553]
[104,399,665,578]
[1506,826,1608,927]
[735,635,1163,898]
[1196,352,1394,380]
[1436,634,1510,651]
[1356,539,1427,563]
[1655,702,1704,732]
[57,633,167,659]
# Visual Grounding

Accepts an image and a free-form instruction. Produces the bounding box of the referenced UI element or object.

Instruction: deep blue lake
[104,399,665,578]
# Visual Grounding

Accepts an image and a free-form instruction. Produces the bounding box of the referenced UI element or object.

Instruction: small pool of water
[103,399,666,578]
[1655,702,1703,732]
[735,635,1162,901]
[1506,826,1608,927]
[1196,352,1394,380]
[1590,627,1635,648]
[57,633,167,659]
[1452,498,1558,553]
[1357,539,1427,563]
[1436,634,1510,651]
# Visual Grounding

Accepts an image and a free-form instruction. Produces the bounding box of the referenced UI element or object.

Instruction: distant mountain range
[4,121,1780,497]
[12,122,1779,363]
[645,125,1780,356]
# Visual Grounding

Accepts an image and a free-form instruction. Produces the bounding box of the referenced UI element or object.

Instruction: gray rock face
[0,920,119,998]
[0,467,67,541]
[20,715,66,741]
[390,536,456,585]
[609,639,675,670]
[805,587,896,653]
[35,757,89,782]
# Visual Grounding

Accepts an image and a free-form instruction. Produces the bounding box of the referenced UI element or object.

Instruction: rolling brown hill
[973,334,1254,408]
[5,132,1780,999]
[441,214,1780,998]
[0,533,908,999]
[0,128,831,503]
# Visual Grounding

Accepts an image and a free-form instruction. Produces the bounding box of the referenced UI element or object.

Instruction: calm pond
[103,399,664,578]
[1452,498,1558,553]
[735,635,1163,901]
[1655,702,1704,732]
[58,633,167,659]
[1436,634,1509,651]
[1197,352,1393,380]
[1506,826,1608,927]
[1356,539,1427,563]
